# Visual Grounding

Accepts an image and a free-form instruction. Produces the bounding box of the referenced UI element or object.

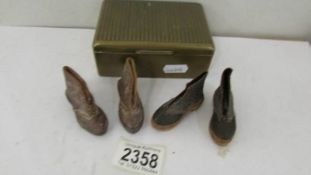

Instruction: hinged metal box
[93,0,214,78]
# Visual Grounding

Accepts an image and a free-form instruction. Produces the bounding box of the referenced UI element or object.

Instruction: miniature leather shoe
[152,72,207,130]
[209,68,236,146]
[63,66,108,135]
[118,58,144,133]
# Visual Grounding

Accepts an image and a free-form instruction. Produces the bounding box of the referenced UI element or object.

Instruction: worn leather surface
[63,66,108,135]
[210,68,236,140]
[152,72,207,126]
[118,58,144,133]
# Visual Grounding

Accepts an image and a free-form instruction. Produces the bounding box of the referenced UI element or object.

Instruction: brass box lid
[93,0,214,78]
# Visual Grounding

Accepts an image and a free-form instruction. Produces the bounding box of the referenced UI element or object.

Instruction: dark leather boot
[118,57,144,133]
[209,68,236,146]
[152,72,207,130]
[63,66,108,135]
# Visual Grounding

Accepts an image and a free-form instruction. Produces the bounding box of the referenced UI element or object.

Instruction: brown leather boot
[118,58,144,133]
[152,72,207,130]
[63,66,108,135]
[209,68,236,146]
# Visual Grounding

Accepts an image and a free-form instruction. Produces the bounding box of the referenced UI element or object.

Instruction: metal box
[93,0,214,78]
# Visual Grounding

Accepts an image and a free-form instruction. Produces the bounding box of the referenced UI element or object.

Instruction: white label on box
[163,64,188,73]
[113,138,166,175]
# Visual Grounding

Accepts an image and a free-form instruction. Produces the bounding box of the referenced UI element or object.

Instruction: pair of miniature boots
[63,58,143,135]
[151,68,236,146]
[64,60,236,145]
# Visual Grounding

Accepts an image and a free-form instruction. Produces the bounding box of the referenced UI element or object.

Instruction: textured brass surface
[93,0,214,78]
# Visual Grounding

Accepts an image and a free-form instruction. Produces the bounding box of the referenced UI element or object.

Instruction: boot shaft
[183,72,207,102]
[214,68,234,121]
[63,66,95,111]
[118,57,139,106]
[172,72,207,110]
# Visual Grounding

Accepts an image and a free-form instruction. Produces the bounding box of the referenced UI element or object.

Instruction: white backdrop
[0,0,310,42]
